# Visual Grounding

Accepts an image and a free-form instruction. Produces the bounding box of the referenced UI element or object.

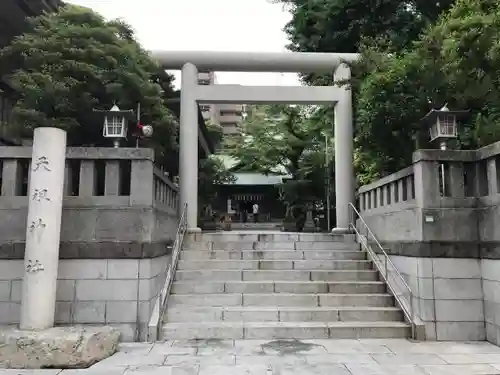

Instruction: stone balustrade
[358,166,415,213]
[355,140,500,343]
[0,147,179,256]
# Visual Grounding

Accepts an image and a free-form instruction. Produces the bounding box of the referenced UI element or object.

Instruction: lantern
[95,104,134,148]
[421,104,469,150]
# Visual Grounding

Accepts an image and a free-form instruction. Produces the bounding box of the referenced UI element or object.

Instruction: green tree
[274,0,455,84]
[198,156,235,216]
[354,0,500,182]
[0,5,177,161]
[226,104,332,229]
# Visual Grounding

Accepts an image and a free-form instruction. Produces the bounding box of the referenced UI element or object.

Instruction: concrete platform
[14,339,500,374]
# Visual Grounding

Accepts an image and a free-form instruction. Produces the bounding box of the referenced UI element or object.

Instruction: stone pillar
[180,62,199,230]
[332,63,354,233]
[414,160,439,208]
[450,163,465,198]
[20,127,66,330]
[487,158,498,196]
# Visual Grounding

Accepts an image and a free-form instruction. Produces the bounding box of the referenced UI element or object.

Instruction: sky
[65,0,301,88]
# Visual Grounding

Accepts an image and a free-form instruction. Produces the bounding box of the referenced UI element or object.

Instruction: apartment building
[197,71,220,126]
[197,71,245,136]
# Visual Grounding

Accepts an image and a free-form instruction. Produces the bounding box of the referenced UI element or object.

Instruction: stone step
[180,250,366,261]
[191,233,354,243]
[161,321,410,340]
[174,269,379,282]
[184,241,360,251]
[168,293,394,307]
[176,259,372,271]
[171,281,386,294]
[166,306,403,322]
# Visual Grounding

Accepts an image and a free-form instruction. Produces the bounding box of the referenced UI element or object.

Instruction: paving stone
[148,344,197,356]
[198,364,268,375]
[305,354,376,364]
[345,363,428,375]
[372,353,447,365]
[419,364,499,375]
[235,354,307,367]
[60,370,126,375]
[306,339,392,354]
[164,355,236,366]
[124,366,199,375]
[280,363,352,375]
[437,353,500,364]
[90,352,166,368]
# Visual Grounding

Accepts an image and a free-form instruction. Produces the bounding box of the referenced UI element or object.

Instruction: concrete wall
[482,259,500,344]
[0,256,170,341]
[389,255,484,341]
[356,141,500,343]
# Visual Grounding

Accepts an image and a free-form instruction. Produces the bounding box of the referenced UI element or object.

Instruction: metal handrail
[147,202,188,341]
[348,202,415,336]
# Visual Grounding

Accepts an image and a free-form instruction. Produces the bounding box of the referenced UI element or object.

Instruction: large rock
[0,326,120,369]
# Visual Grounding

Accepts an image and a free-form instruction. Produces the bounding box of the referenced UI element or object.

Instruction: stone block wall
[482,259,500,344]
[0,255,170,341]
[356,142,500,343]
[388,255,484,341]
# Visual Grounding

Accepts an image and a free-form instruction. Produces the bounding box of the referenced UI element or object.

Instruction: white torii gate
[151,50,360,233]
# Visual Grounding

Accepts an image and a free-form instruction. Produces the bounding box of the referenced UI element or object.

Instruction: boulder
[0,326,120,369]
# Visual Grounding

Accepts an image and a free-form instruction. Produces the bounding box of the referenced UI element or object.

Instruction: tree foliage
[354,0,500,182]
[0,4,177,161]
[274,0,455,84]
[227,105,327,179]
[278,0,500,184]
[226,104,333,213]
[198,156,235,215]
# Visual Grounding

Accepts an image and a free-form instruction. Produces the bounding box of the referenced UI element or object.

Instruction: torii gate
[150,50,359,233]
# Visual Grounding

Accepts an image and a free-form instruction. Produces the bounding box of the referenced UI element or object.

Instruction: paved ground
[3,339,500,374]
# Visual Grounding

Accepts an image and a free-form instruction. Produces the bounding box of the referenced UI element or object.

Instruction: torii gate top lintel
[150,50,360,73]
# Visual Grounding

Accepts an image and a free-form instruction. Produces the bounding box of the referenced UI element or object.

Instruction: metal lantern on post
[420,104,469,196]
[95,104,135,148]
[421,104,469,150]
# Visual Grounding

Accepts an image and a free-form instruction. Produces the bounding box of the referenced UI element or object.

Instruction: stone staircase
[161,232,411,340]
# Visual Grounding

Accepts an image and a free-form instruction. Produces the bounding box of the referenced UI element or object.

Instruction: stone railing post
[487,158,498,196]
[449,163,465,198]
[1,159,22,196]
[413,160,440,208]
[79,160,97,197]
[130,159,154,206]
[104,160,121,196]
